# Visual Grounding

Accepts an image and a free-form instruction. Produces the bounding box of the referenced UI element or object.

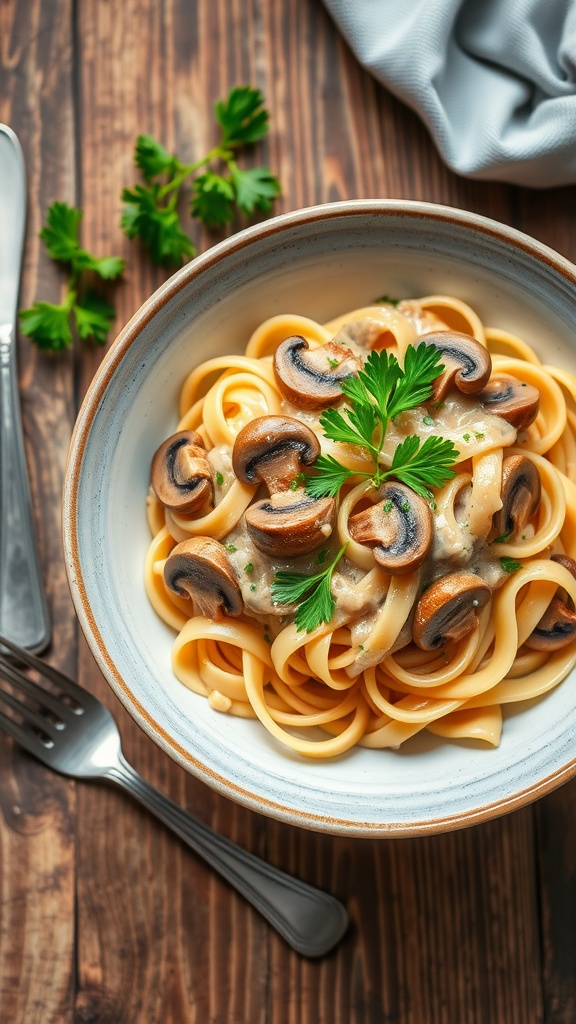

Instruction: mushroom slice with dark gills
[151,429,213,516]
[244,490,335,557]
[163,537,243,619]
[420,331,492,401]
[476,373,540,431]
[232,415,335,557]
[348,482,433,575]
[273,335,362,409]
[492,454,541,539]
[413,572,492,651]
[526,554,576,651]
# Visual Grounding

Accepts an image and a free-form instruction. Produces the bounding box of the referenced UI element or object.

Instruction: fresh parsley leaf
[310,343,458,501]
[40,202,82,263]
[121,184,196,265]
[294,573,336,634]
[385,435,459,498]
[374,294,400,307]
[500,557,522,573]
[271,544,347,633]
[40,202,125,280]
[72,250,125,280]
[122,87,280,264]
[19,202,124,353]
[74,291,115,345]
[215,86,269,145]
[229,164,281,216]
[343,350,401,422]
[19,293,75,352]
[387,343,444,419]
[320,401,380,454]
[494,532,511,544]
[190,173,235,227]
[135,134,179,182]
[305,455,355,498]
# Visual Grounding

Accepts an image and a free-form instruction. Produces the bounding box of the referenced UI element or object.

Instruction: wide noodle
[144,296,576,758]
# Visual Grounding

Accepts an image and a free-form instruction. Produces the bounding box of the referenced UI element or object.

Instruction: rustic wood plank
[0,1,78,1022]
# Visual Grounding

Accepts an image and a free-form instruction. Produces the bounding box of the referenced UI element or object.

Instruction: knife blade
[0,124,50,652]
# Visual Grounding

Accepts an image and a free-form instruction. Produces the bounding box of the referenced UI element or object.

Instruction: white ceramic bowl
[63,200,576,837]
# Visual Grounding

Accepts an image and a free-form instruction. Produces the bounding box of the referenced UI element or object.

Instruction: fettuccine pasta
[144,296,576,758]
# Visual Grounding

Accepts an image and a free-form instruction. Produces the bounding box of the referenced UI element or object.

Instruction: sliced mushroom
[232,415,335,556]
[163,537,243,619]
[246,490,335,557]
[232,415,321,494]
[151,430,213,516]
[420,331,492,400]
[348,482,433,574]
[413,572,492,651]
[476,373,540,430]
[492,454,541,539]
[525,595,576,651]
[273,335,362,409]
[524,553,576,651]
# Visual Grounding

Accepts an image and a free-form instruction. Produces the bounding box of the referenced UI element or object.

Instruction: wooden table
[1,2,576,1021]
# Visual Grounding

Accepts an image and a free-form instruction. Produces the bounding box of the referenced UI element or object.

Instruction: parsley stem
[156,146,230,199]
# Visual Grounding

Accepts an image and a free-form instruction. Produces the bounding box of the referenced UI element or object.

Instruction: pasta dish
[144,295,576,757]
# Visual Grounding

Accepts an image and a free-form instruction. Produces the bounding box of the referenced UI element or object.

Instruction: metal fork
[0,634,348,957]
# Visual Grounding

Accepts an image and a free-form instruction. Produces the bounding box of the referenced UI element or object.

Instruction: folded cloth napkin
[322,0,576,187]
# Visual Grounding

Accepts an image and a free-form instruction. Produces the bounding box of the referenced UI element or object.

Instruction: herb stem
[156,147,225,199]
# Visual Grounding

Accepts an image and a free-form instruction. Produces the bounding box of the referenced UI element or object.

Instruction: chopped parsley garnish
[289,472,306,491]
[500,557,522,573]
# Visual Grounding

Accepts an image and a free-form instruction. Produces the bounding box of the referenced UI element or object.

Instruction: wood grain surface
[1,1,576,1021]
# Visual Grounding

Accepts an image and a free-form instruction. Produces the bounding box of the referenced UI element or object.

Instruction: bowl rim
[63,198,576,837]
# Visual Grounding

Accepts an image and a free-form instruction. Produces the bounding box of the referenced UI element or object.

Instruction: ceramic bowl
[63,200,576,837]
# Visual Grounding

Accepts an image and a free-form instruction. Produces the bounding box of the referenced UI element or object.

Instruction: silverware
[0,633,349,956]
[0,125,50,652]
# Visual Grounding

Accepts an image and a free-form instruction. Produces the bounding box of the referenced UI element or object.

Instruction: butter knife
[0,124,50,652]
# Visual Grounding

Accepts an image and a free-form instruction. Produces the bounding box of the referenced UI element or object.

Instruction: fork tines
[0,633,85,751]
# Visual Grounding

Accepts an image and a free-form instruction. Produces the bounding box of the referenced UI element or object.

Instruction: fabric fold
[322,0,576,187]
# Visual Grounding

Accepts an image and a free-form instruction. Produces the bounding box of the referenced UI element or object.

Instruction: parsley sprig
[306,346,459,501]
[121,86,281,266]
[271,545,347,634]
[19,202,125,352]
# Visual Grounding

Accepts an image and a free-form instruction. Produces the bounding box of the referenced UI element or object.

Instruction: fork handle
[107,757,348,957]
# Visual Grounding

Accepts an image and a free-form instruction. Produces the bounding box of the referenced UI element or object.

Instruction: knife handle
[0,324,50,652]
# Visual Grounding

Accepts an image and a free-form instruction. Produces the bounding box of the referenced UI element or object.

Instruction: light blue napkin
[322,0,576,187]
